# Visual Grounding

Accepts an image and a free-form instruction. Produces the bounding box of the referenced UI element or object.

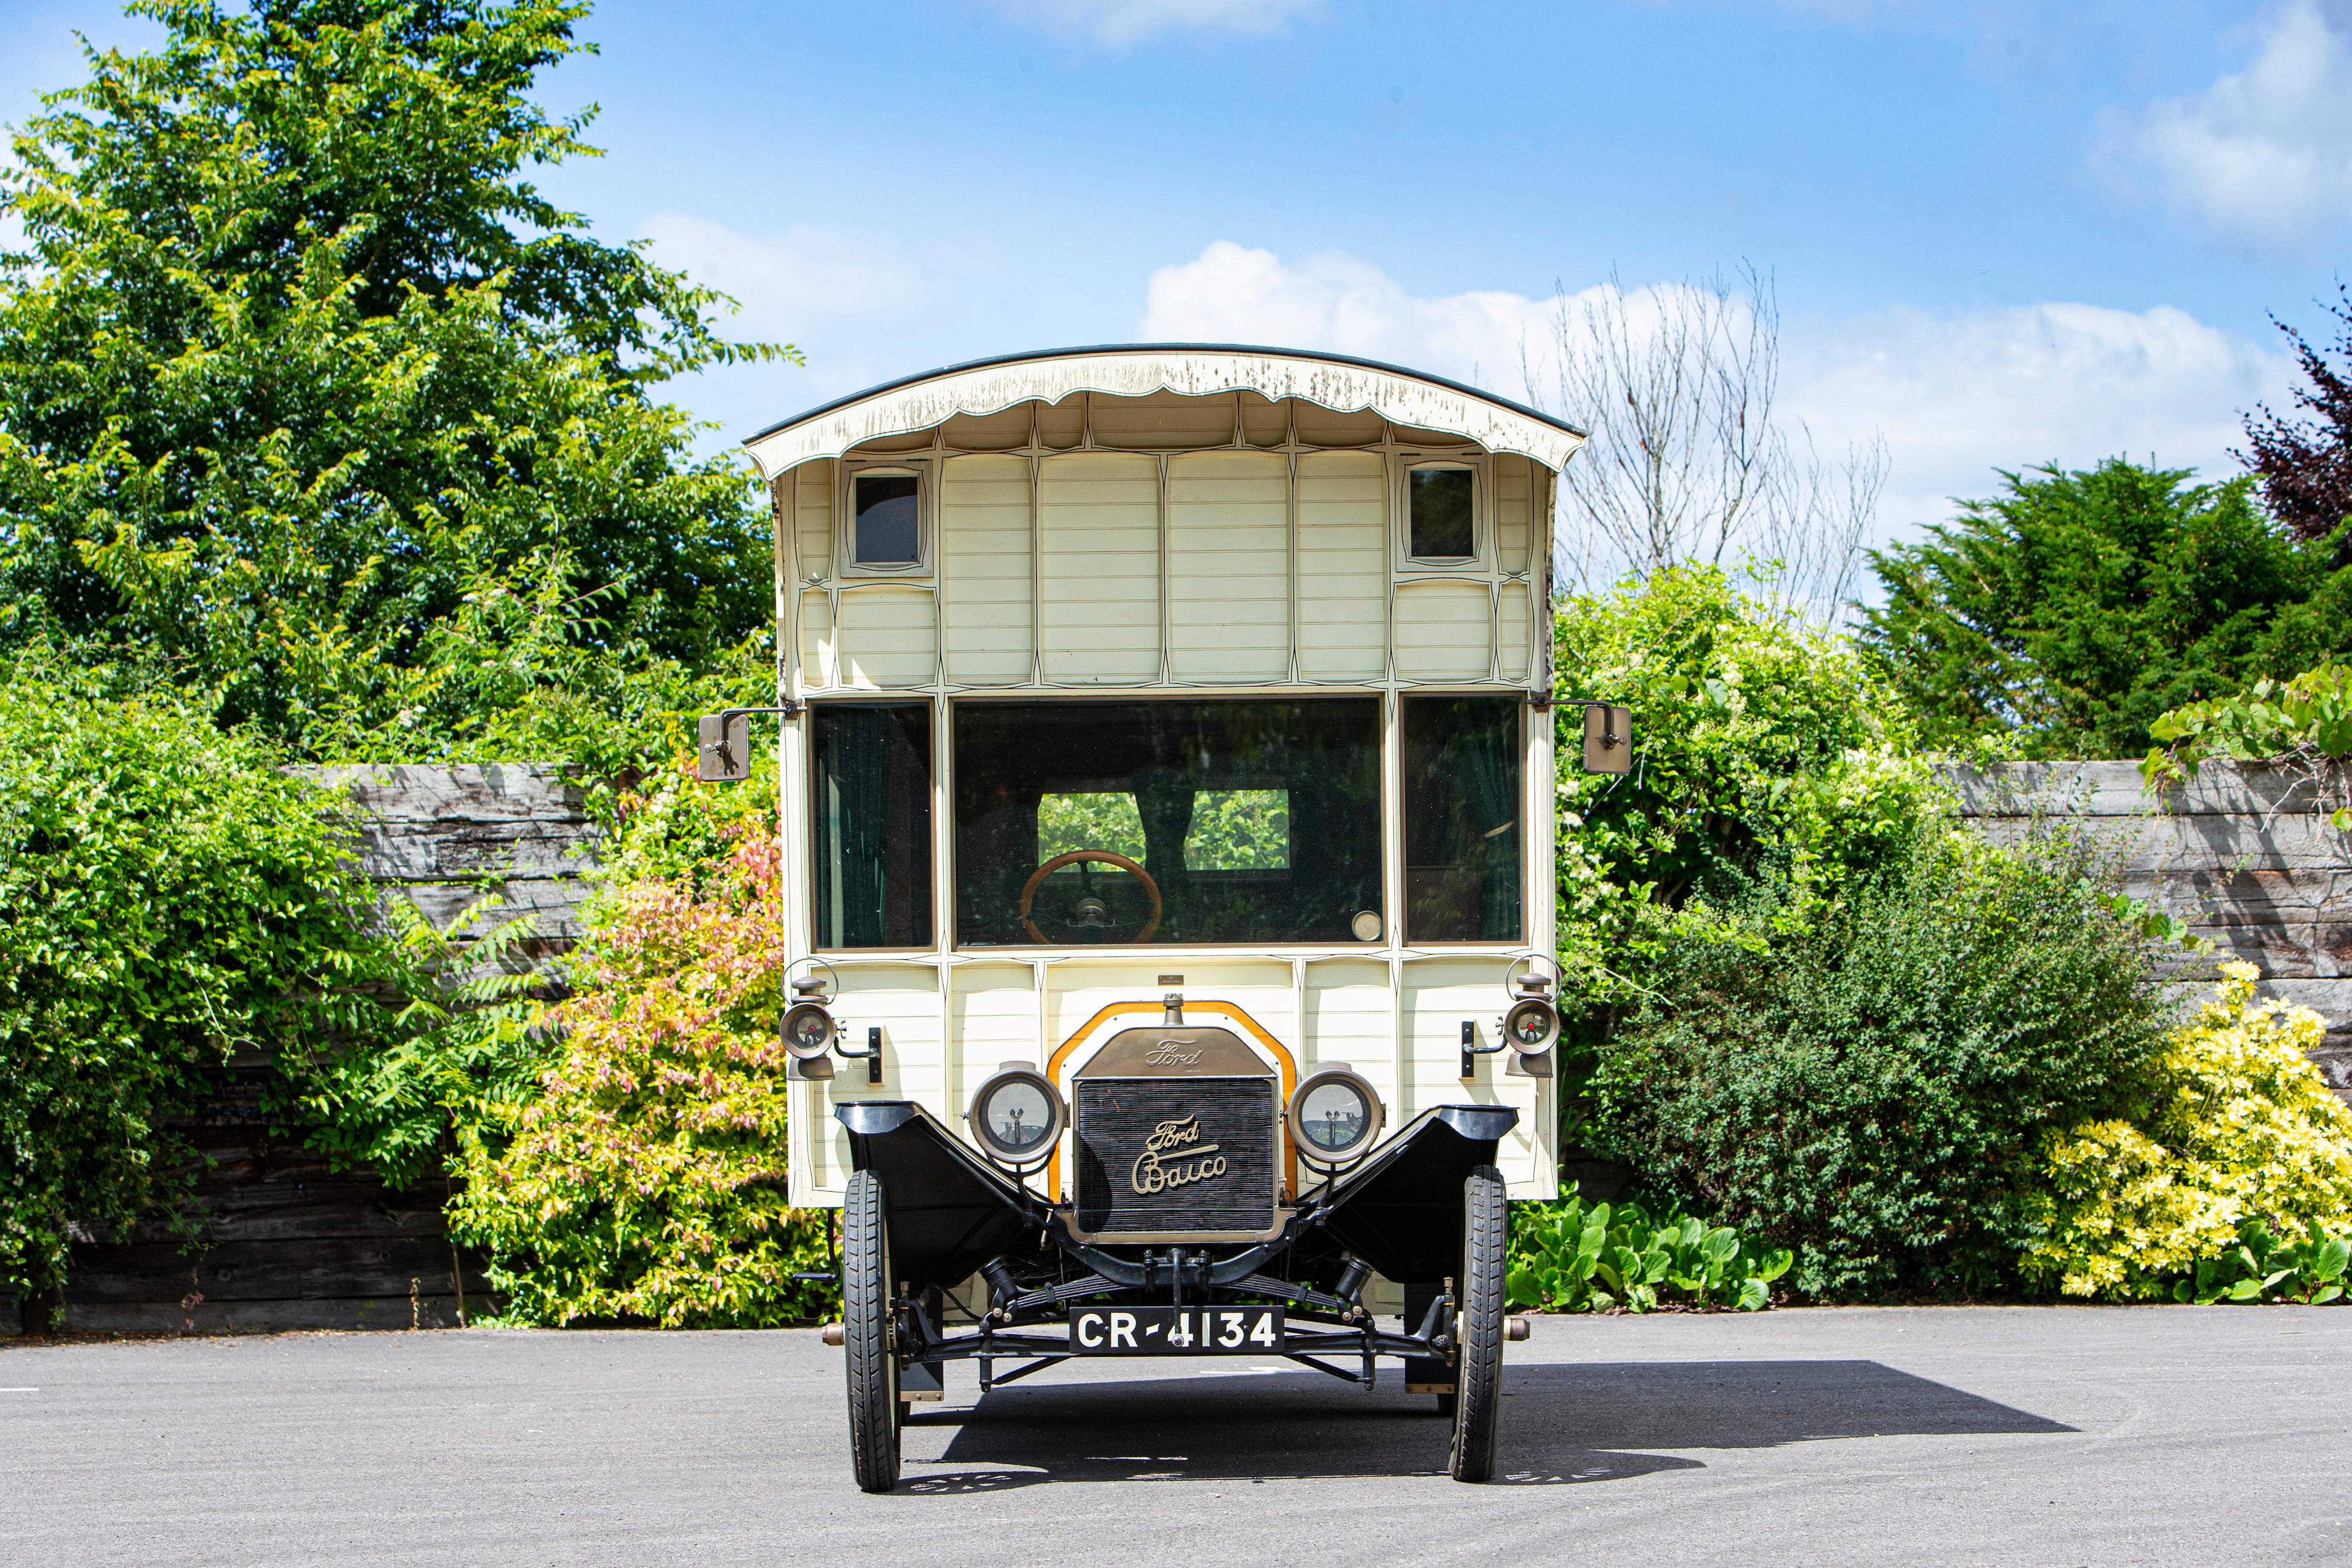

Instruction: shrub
[1508,1189,1792,1313]
[2019,964,2352,1301]
[1552,567,1947,1014]
[0,671,391,1302]
[1585,829,2171,1299]
[449,768,831,1326]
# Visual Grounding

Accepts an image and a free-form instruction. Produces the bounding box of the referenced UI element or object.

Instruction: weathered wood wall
[38,765,596,1336]
[1949,761,2352,1099]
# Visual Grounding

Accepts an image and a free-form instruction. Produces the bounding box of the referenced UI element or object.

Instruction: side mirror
[697,712,752,783]
[1580,703,1633,774]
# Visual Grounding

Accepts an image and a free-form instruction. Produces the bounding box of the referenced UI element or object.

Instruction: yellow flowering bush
[2022,963,2352,1300]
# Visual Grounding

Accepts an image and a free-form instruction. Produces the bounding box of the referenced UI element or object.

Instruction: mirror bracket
[696,703,799,782]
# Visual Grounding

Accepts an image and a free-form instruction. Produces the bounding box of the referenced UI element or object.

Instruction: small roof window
[1408,465,1475,561]
[852,471,922,568]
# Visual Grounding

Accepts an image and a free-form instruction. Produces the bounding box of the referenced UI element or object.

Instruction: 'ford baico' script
[1131,1114,1227,1195]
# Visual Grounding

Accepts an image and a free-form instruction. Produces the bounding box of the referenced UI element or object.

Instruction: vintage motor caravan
[699,345,1625,1489]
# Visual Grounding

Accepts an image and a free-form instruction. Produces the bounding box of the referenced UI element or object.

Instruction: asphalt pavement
[4,1305,2349,1566]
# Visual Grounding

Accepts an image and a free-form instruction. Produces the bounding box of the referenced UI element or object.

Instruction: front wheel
[842,1168,902,1492]
[1448,1165,1507,1482]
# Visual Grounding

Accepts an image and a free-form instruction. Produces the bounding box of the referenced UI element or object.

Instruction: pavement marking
[0,1387,38,1392]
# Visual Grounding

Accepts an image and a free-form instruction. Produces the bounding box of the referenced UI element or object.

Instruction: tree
[1527,266,1887,626]
[1859,459,2352,757]
[0,0,795,748]
[2241,285,2352,553]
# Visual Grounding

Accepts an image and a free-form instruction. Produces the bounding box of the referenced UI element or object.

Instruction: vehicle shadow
[906,1359,2073,1491]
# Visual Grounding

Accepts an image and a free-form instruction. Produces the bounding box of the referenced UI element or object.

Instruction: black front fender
[1309,1105,1519,1285]
[836,1102,1053,1293]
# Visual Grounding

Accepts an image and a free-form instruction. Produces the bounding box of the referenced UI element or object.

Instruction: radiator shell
[1072,1075,1282,1241]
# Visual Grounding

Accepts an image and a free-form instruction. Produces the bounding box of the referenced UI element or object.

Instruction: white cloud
[1142,240,2292,546]
[2108,0,2352,247]
[638,212,934,342]
[636,213,973,450]
[985,0,1321,46]
[1782,300,2289,531]
[1143,241,1551,391]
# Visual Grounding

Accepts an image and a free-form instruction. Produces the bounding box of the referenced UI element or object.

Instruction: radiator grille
[1074,1077,1278,1236]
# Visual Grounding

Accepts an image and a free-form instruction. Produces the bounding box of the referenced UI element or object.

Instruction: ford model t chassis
[830,1021,1524,1489]
[715,345,1620,1490]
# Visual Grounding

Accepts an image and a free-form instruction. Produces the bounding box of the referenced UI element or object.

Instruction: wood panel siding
[1087,389,1241,449]
[1294,451,1387,680]
[1394,579,1493,681]
[940,454,1034,684]
[1497,581,1534,682]
[1495,454,1532,577]
[1168,451,1289,681]
[1038,452,1161,682]
[1950,761,2352,1102]
[793,460,832,582]
[40,766,593,1336]
[797,586,834,687]
[835,585,938,689]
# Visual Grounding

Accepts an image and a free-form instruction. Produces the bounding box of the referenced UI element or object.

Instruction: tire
[842,1168,902,1493]
[1448,1164,1508,1483]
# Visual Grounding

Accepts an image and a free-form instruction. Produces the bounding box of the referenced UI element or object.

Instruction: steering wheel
[1018,849,1164,944]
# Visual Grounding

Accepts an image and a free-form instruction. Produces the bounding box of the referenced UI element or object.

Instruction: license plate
[1069,1305,1284,1356]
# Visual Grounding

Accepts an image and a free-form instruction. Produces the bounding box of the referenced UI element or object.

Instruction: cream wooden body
[743,351,1579,1209]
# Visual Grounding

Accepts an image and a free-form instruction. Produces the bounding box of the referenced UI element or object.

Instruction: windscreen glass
[1402,695,1522,942]
[954,699,1380,946]
[813,703,933,948]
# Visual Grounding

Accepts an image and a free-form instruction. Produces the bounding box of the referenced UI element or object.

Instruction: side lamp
[782,958,841,1080]
[1499,954,1563,1077]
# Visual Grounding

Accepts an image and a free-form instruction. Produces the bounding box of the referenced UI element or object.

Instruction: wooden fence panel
[34,766,592,1336]
[1949,761,2352,1101]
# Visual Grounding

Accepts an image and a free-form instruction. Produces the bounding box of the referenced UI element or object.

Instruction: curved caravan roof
[741,344,1586,478]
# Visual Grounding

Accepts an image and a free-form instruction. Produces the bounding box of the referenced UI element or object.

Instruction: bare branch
[1529,265,1883,627]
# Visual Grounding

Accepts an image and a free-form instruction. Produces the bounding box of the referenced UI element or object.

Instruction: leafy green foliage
[2140,663,2352,830]
[449,765,831,1327]
[1036,786,1290,872]
[305,543,779,791]
[1861,460,2352,758]
[0,670,394,1298]
[1584,829,2172,1300]
[1508,1189,1792,1313]
[1551,566,1946,1013]
[2170,1217,2349,1305]
[291,896,549,1193]
[2097,889,2215,953]
[0,0,793,750]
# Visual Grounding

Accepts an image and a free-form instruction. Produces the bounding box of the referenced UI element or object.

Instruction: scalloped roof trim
[739,345,1587,478]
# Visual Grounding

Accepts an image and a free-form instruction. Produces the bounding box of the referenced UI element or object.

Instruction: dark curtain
[816,705,933,947]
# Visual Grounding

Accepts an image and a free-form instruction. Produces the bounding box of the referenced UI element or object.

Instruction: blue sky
[7,0,2350,546]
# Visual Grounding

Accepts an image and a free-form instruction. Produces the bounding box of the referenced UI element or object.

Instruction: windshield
[953,699,1382,946]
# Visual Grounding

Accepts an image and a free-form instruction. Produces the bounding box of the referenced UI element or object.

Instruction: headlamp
[1286,1064,1384,1166]
[969,1064,1064,1169]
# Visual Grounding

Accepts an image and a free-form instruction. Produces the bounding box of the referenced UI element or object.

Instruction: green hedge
[0,672,392,1302]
